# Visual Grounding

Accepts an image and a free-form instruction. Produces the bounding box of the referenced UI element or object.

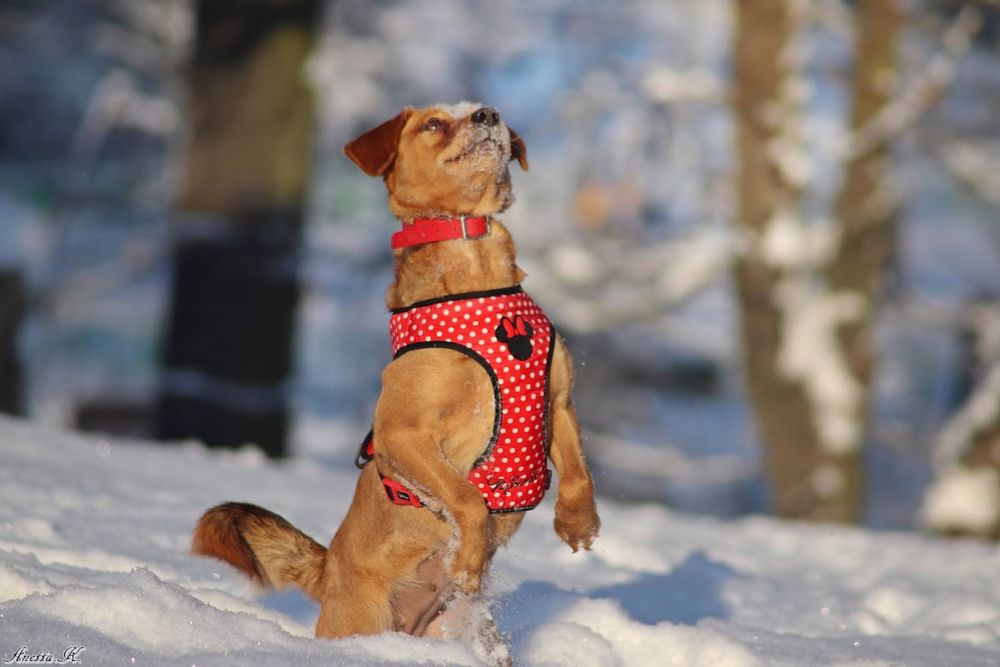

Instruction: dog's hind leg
[375,352,496,594]
[412,541,511,666]
[316,555,455,638]
[314,555,395,637]
[392,550,454,636]
[315,522,449,638]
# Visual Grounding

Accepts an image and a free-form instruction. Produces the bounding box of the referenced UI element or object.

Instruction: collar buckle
[460,215,490,241]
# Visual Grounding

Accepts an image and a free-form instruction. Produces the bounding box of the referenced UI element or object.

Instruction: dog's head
[344,103,529,220]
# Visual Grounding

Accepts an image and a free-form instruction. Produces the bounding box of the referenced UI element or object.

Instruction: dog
[191,103,600,661]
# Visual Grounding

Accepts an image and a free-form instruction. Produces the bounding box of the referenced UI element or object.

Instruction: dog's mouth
[446,139,495,163]
[444,125,510,166]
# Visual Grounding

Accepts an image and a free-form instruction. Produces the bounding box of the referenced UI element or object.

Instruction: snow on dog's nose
[472,107,500,127]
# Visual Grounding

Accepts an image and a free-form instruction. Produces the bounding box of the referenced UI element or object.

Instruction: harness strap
[354,428,375,469]
[355,429,424,508]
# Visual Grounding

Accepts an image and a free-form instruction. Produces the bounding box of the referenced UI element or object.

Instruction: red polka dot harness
[357,285,555,513]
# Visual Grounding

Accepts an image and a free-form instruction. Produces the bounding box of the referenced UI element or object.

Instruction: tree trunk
[0,268,26,416]
[828,0,904,411]
[156,0,323,458]
[732,0,902,521]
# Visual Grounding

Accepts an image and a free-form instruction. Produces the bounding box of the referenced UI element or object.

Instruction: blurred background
[1,0,998,535]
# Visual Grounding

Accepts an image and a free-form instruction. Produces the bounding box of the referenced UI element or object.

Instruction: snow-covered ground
[2,415,999,666]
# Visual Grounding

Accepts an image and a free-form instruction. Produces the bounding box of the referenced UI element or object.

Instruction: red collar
[391,216,491,250]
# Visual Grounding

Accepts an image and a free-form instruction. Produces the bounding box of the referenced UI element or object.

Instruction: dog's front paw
[449,548,487,595]
[554,498,600,552]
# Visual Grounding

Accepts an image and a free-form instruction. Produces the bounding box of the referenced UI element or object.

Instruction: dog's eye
[422,117,444,132]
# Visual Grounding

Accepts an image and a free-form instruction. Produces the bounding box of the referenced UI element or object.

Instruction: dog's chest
[389,286,555,512]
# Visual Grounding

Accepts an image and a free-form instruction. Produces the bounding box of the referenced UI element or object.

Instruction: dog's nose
[472,107,500,127]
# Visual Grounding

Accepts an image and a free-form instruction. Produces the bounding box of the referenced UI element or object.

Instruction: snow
[774,278,867,454]
[437,102,484,119]
[641,67,720,104]
[759,209,838,272]
[932,363,1000,471]
[762,0,812,190]
[3,415,1000,665]
[922,465,1000,535]
[73,70,178,158]
[941,141,1000,207]
[759,208,868,456]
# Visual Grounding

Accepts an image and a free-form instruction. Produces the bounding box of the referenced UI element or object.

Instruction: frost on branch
[922,465,1000,536]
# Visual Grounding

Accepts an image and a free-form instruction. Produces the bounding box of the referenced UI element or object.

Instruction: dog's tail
[192,502,327,601]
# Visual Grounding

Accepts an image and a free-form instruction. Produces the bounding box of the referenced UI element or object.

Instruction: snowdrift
[1,416,998,665]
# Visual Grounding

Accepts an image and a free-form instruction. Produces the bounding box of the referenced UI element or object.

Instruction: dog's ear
[509,127,529,172]
[344,110,412,177]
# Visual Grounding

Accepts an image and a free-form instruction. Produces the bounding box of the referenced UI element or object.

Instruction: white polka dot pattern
[389,288,553,511]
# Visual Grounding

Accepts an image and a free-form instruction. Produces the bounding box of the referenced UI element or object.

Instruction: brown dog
[191,103,599,659]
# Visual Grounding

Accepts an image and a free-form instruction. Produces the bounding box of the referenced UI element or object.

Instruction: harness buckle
[382,477,423,507]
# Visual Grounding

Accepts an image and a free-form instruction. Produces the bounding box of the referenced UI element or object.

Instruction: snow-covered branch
[844,5,982,161]
[938,140,1000,207]
[926,303,1000,471]
[584,429,754,485]
[932,362,1000,472]
[922,301,1000,536]
[524,229,737,334]
[72,70,179,159]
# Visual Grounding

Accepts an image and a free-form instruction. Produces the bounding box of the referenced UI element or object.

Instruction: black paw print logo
[495,315,534,361]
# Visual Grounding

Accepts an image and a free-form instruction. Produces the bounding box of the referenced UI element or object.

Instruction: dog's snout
[472,107,500,127]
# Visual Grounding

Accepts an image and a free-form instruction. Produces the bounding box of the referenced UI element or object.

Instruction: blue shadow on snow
[589,551,736,625]
[495,550,736,636]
